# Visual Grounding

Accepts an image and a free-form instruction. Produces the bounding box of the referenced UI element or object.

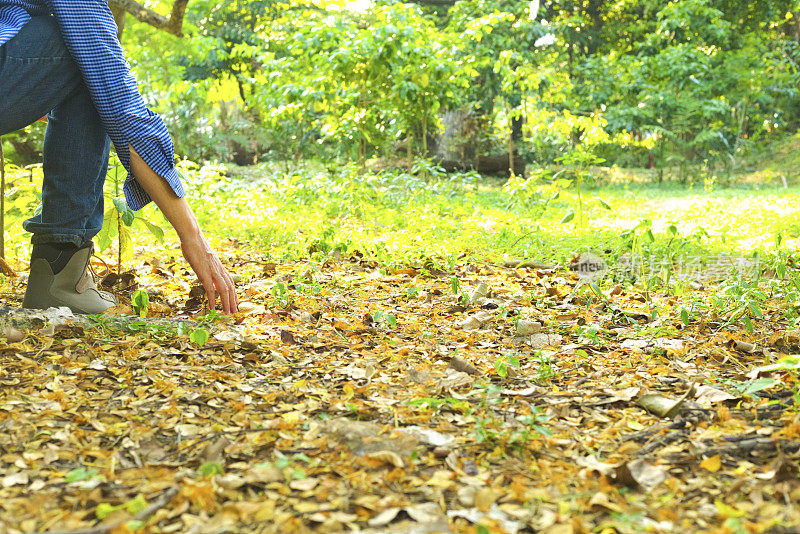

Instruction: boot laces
[89,253,111,281]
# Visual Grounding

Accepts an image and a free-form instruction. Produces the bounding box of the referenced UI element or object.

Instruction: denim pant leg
[0,15,109,247]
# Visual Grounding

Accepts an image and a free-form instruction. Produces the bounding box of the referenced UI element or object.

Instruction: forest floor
[1,164,800,533]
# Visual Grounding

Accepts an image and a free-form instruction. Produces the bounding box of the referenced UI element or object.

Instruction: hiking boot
[23,243,116,314]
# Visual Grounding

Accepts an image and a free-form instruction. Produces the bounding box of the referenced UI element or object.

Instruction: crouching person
[0,1,237,314]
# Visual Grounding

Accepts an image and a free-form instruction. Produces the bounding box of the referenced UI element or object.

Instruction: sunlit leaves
[65,467,100,483]
[95,495,148,520]
[198,461,224,477]
[493,353,519,378]
[96,158,166,271]
[190,327,210,346]
[131,290,150,317]
[113,197,136,227]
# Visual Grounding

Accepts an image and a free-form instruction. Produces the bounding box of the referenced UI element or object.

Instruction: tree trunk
[508,133,515,177]
[7,136,40,165]
[111,5,126,38]
[407,134,413,170]
[422,115,428,155]
[432,108,525,176]
[509,113,523,177]
[433,108,475,163]
[586,0,605,55]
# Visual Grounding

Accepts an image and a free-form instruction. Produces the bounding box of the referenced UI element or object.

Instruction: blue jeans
[0,15,109,246]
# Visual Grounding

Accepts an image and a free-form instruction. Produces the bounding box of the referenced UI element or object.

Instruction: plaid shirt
[0,0,184,210]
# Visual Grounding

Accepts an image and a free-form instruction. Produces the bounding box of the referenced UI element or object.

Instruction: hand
[180,233,238,315]
[127,145,238,314]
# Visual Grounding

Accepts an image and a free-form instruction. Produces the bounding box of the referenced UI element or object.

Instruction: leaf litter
[0,247,799,533]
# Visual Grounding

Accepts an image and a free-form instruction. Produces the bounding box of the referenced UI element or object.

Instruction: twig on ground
[502,259,557,270]
[622,419,686,443]
[637,429,687,457]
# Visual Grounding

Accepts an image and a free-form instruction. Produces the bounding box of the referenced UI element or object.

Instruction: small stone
[457,485,477,506]
[458,310,493,330]
[468,282,489,305]
[463,459,479,476]
[733,339,756,353]
[448,356,480,376]
[329,295,347,309]
[291,310,315,324]
[366,450,404,468]
[238,301,266,316]
[433,447,450,459]
[528,333,563,349]
[3,325,24,343]
[515,319,541,336]
[400,426,455,448]
[459,315,483,330]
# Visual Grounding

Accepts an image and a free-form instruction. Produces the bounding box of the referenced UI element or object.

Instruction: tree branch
[107,0,190,37]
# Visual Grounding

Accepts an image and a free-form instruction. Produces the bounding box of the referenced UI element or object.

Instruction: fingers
[213,257,237,314]
[184,238,238,315]
[202,277,218,312]
[214,273,233,314]
[204,257,238,315]
[221,268,238,313]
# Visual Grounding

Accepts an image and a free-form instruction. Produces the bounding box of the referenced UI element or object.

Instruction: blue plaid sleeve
[44,0,185,211]
[0,6,32,45]
[0,1,47,50]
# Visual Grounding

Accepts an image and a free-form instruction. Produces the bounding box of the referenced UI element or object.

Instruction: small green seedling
[190,327,210,346]
[131,290,149,317]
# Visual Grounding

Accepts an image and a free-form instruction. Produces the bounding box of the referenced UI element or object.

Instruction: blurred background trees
[8,0,800,183]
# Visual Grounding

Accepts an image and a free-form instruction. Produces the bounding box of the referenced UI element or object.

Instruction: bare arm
[129,145,238,314]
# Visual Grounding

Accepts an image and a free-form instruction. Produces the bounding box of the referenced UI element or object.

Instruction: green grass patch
[1,158,797,272]
[179,161,796,268]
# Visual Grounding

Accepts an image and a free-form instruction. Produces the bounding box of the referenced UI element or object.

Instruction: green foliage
[572,0,800,178]
[493,353,520,378]
[105,0,800,177]
[198,461,224,477]
[755,356,800,406]
[65,467,101,483]
[556,148,608,233]
[0,0,792,179]
[95,495,148,520]
[407,396,470,414]
[534,352,556,383]
[735,378,779,399]
[131,290,150,317]
[190,327,210,347]
[96,157,165,272]
[373,310,397,328]
[0,160,41,262]
[717,276,767,333]
[467,382,551,450]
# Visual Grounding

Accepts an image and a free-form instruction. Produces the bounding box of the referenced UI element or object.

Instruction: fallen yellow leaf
[700,455,721,472]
